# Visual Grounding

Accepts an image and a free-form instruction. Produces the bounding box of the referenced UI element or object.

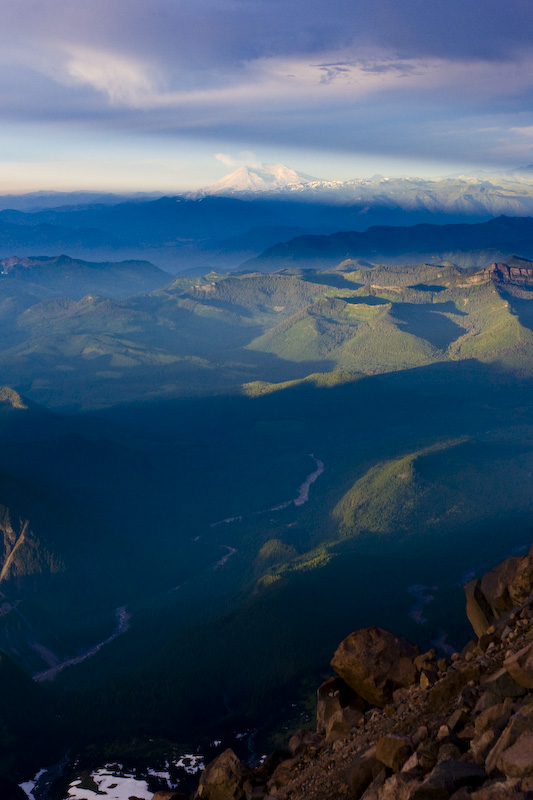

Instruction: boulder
[379,773,423,800]
[197,749,246,800]
[345,746,383,797]
[469,781,523,799]
[420,669,439,690]
[376,735,413,771]
[447,708,469,732]
[416,741,440,774]
[465,547,533,637]
[287,729,322,757]
[437,743,463,763]
[504,642,533,689]
[152,793,186,800]
[486,705,533,775]
[466,579,496,637]
[267,757,300,790]
[251,750,290,784]
[412,726,429,747]
[486,546,533,610]
[402,752,422,773]
[393,687,411,706]
[359,768,387,800]
[316,675,365,735]
[414,650,437,672]
[427,664,480,713]
[474,691,502,714]
[474,699,513,736]
[410,759,487,798]
[497,730,533,777]
[481,558,524,617]
[325,705,364,742]
[470,729,499,765]
[482,668,527,701]
[459,682,480,709]
[331,626,418,707]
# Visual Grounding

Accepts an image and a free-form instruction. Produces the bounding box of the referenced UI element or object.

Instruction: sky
[2,0,533,192]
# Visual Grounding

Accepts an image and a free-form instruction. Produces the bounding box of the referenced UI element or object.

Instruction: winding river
[211,454,324,527]
[34,605,130,683]
[32,456,325,682]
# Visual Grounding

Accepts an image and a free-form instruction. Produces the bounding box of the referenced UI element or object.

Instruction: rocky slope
[173,546,533,800]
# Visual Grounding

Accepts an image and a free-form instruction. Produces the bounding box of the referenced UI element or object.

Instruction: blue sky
[2,0,533,192]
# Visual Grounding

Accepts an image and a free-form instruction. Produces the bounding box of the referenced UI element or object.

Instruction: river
[211,454,324,526]
[33,605,130,683]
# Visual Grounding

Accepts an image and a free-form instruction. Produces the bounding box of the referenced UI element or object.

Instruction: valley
[4,0,533,790]
[0,219,532,797]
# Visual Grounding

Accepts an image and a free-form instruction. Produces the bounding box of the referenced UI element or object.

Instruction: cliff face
[477,260,533,287]
[187,546,533,800]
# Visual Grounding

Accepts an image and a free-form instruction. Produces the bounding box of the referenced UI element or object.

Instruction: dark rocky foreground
[152,545,533,800]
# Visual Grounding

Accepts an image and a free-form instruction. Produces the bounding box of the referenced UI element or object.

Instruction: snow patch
[65,768,152,800]
[174,754,205,774]
[19,768,46,800]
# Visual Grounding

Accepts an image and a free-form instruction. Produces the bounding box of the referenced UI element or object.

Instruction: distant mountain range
[195,162,533,218]
[2,166,533,272]
[0,254,170,302]
[0,191,163,213]
[246,215,533,270]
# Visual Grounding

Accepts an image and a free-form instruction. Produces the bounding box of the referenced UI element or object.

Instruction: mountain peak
[199,163,318,196]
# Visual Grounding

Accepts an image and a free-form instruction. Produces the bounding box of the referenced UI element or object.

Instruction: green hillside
[0,258,530,408]
[333,436,533,541]
[1,255,533,781]
[0,255,171,299]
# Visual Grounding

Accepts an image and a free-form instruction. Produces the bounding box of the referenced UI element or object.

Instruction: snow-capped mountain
[198,164,317,195]
[195,163,533,218]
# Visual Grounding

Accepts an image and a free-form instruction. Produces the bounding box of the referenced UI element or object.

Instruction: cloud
[510,127,533,138]
[214,151,259,168]
[238,151,259,165]
[1,0,533,179]
[4,1,533,74]
[214,153,237,166]
[64,47,154,106]
[3,39,533,172]
[315,63,352,86]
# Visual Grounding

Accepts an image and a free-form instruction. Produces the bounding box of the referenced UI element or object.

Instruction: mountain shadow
[390,302,468,350]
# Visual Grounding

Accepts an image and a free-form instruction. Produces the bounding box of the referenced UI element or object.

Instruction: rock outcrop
[194,749,247,800]
[482,261,533,286]
[330,627,419,707]
[465,546,533,636]
[316,676,367,738]
[158,545,533,800]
